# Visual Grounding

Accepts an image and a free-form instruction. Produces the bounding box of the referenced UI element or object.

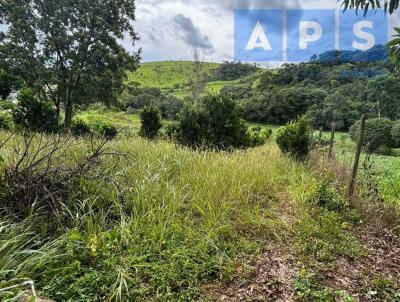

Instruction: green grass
[0,132,366,301]
[126,61,263,99]
[126,61,220,89]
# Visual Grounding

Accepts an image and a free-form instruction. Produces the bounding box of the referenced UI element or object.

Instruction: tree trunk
[55,101,61,124]
[63,100,73,133]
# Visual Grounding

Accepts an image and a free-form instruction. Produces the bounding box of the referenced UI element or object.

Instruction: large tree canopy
[0,0,140,131]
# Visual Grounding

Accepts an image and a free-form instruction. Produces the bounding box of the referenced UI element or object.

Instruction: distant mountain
[311,45,388,63]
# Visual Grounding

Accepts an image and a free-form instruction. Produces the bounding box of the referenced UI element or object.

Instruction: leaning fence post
[328,122,335,159]
[347,114,366,200]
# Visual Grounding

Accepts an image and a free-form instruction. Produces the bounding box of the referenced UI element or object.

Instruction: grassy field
[126,61,220,89]
[1,132,380,301]
[126,61,262,99]
[74,109,400,211]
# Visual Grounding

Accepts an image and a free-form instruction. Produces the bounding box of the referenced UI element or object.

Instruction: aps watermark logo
[234,9,390,62]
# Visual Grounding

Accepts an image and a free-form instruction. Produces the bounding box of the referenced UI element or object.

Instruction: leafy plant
[312,181,345,212]
[0,112,13,131]
[72,117,92,136]
[294,269,335,302]
[246,126,272,147]
[139,105,162,139]
[176,94,257,150]
[12,88,58,133]
[276,118,312,160]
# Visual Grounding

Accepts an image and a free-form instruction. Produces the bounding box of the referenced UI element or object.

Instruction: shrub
[12,88,58,133]
[176,94,253,150]
[139,105,162,139]
[312,182,345,212]
[349,118,393,152]
[71,117,91,136]
[163,121,180,141]
[0,112,13,130]
[276,118,312,160]
[72,116,118,139]
[94,122,118,140]
[391,121,400,148]
[246,126,272,147]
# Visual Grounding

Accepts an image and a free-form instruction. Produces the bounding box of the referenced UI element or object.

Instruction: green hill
[126,61,264,98]
[126,61,220,89]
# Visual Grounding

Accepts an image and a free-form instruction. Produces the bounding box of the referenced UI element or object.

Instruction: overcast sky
[131,0,400,63]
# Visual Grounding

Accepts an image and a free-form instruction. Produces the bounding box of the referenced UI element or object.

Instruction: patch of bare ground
[320,228,400,301]
[201,244,300,302]
[201,229,400,302]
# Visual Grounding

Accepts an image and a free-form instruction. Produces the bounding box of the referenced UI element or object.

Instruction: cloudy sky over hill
[133,0,400,63]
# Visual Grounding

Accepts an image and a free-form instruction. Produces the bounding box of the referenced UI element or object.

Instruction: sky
[132,0,400,63]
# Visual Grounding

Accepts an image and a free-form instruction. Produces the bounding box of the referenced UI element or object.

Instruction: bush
[246,126,272,147]
[93,122,118,140]
[163,121,180,141]
[12,88,58,133]
[139,105,162,139]
[0,112,13,130]
[72,116,118,139]
[176,94,254,150]
[312,182,345,212]
[349,118,393,152]
[391,121,400,148]
[276,118,312,160]
[71,117,91,136]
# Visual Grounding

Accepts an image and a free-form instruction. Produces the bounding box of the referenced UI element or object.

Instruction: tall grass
[0,134,366,301]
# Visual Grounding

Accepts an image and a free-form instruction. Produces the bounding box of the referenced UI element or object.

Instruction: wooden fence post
[347,114,366,200]
[328,123,335,159]
[318,127,323,145]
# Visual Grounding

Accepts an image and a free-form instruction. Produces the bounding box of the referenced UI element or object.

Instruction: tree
[189,43,207,105]
[0,0,140,132]
[367,76,400,120]
[349,117,394,152]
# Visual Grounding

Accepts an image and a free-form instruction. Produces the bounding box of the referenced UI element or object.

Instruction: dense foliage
[71,115,118,139]
[276,118,312,160]
[175,94,268,150]
[349,118,394,152]
[139,105,162,139]
[216,61,258,81]
[391,121,400,148]
[0,69,14,100]
[238,53,397,131]
[120,86,184,120]
[12,89,58,133]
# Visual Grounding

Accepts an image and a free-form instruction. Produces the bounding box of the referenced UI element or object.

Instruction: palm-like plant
[342,0,399,14]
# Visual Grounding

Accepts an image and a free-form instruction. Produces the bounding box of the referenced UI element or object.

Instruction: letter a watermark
[245,22,272,50]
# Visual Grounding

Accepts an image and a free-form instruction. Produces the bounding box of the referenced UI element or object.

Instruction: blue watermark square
[339,10,388,54]
[234,8,390,63]
[234,9,283,61]
[287,10,335,62]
